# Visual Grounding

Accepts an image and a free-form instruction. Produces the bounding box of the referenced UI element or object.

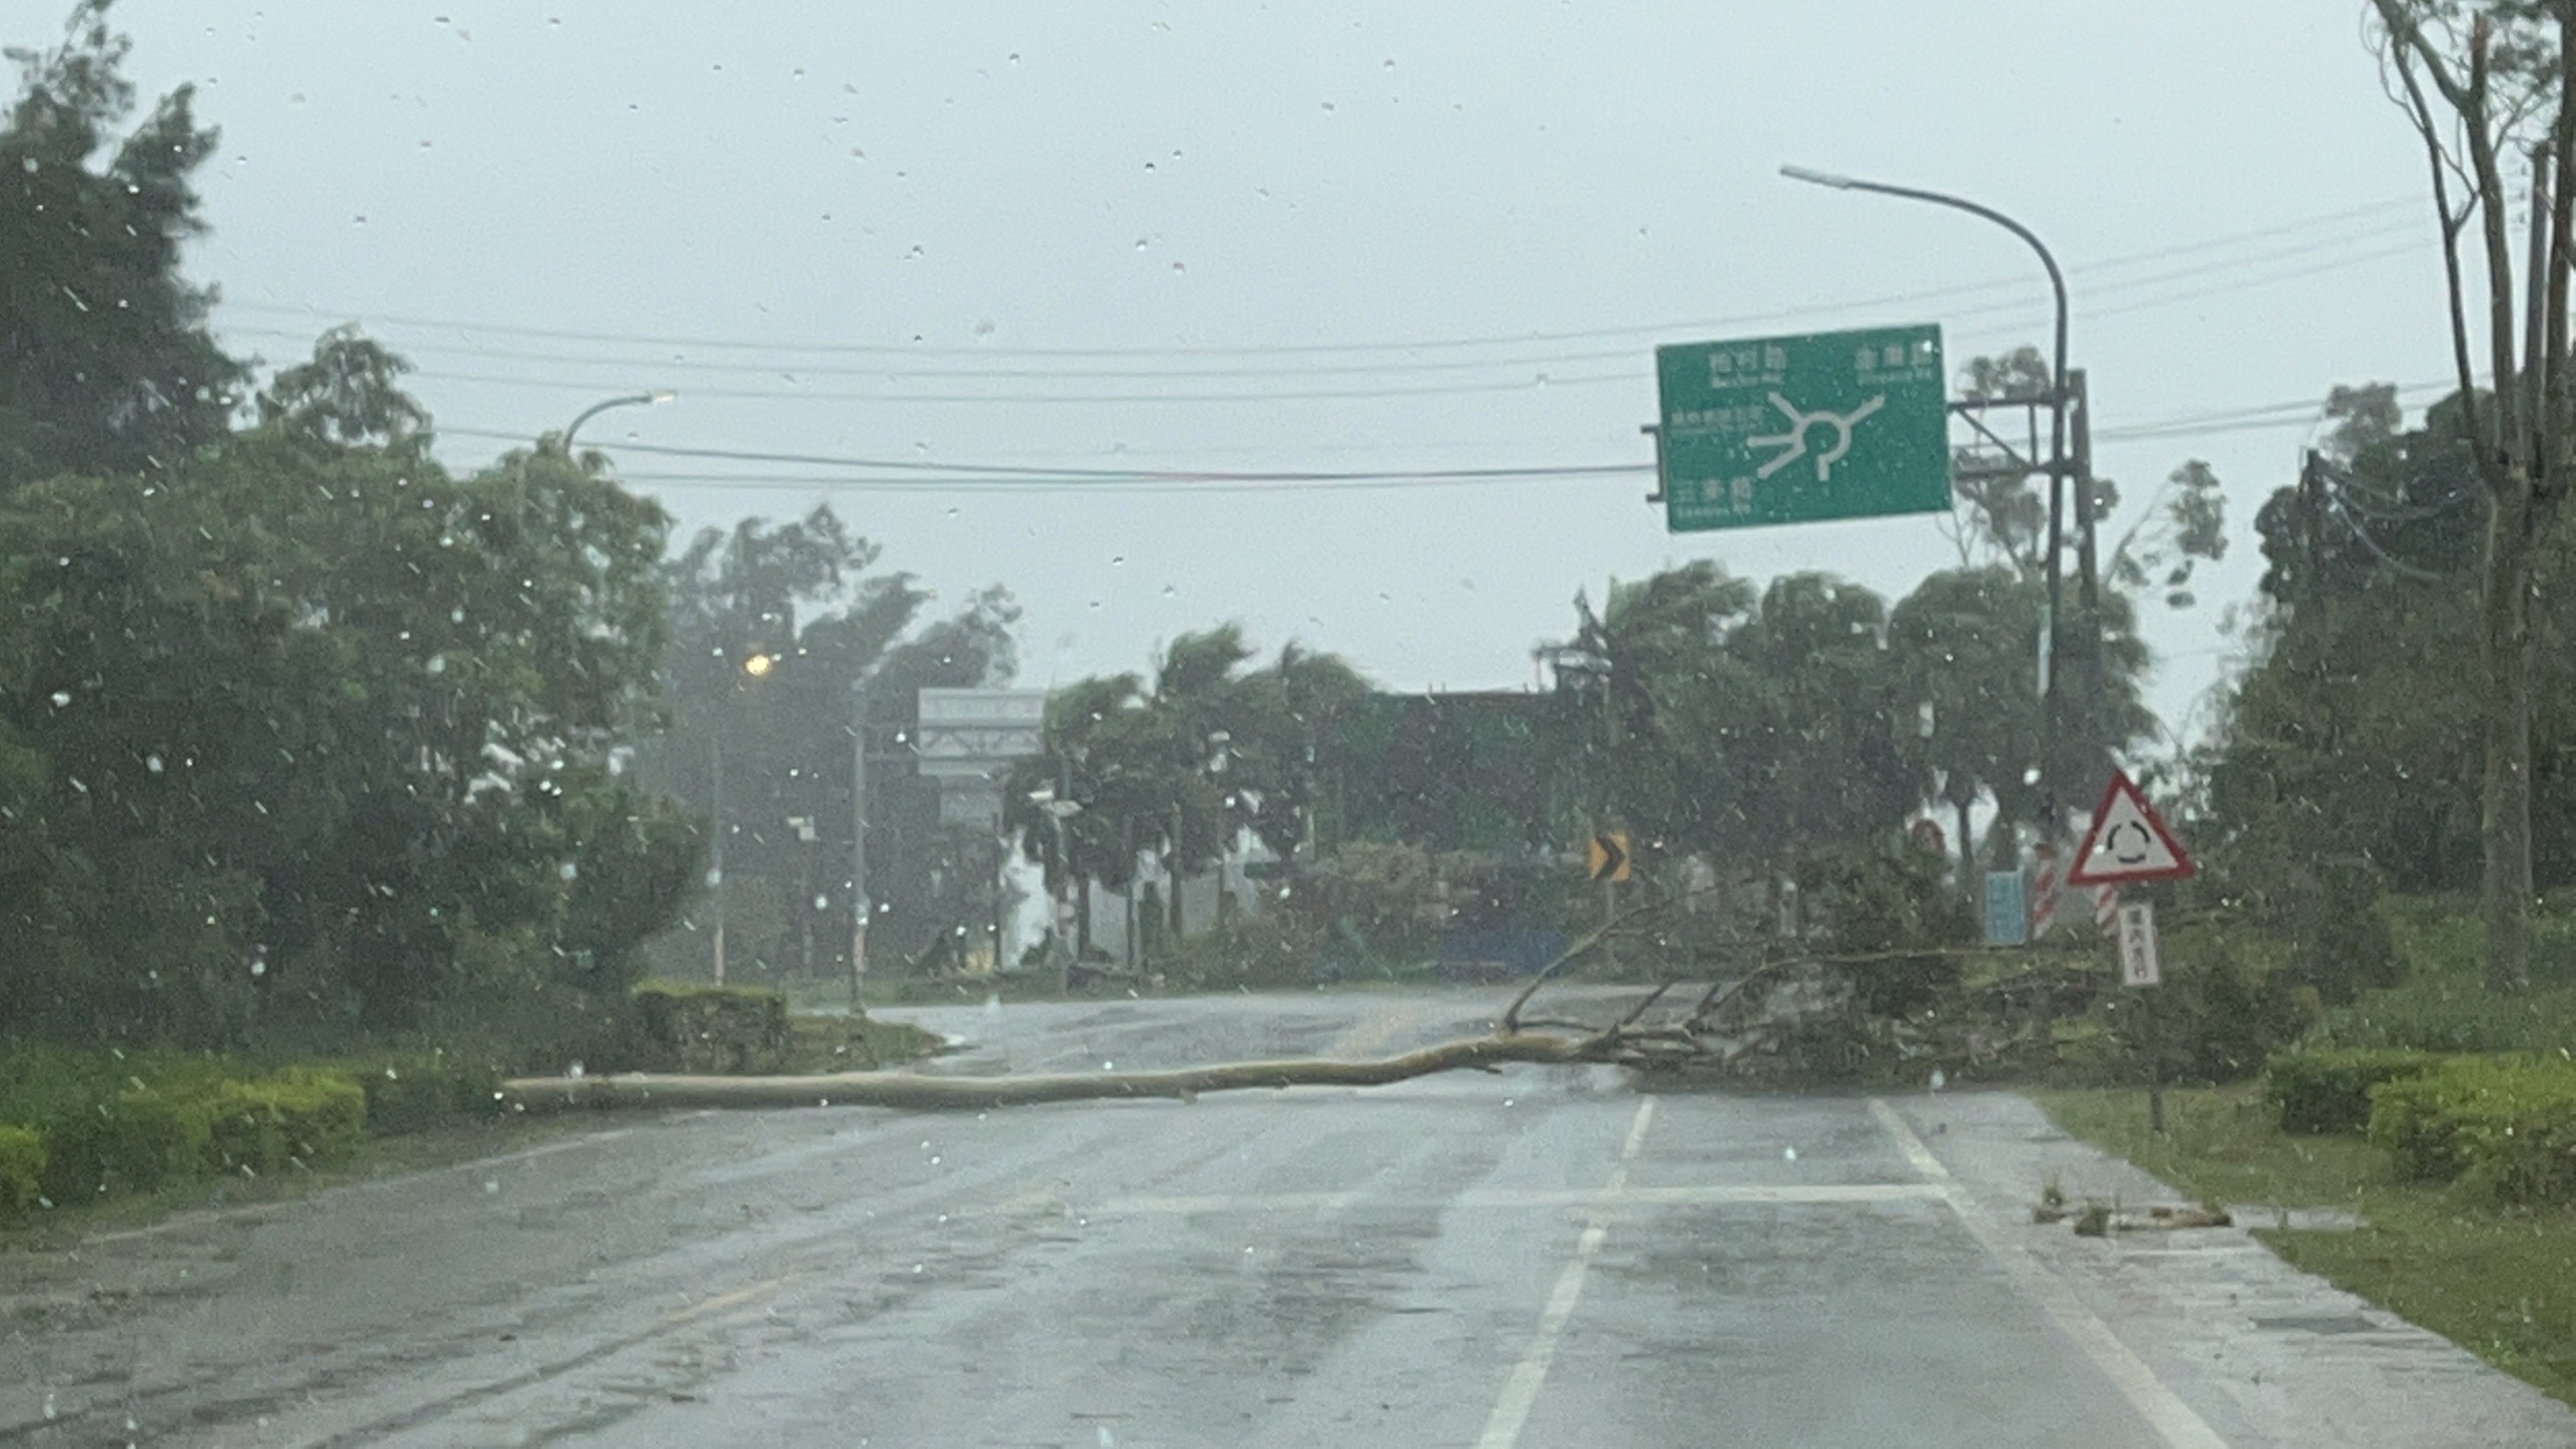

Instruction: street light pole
[1779,165,2082,833]
[711,649,778,986]
[709,730,726,985]
[561,389,677,451]
[850,686,870,1007]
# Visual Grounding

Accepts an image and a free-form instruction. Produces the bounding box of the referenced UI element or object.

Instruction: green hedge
[631,983,790,1072]
[205,1071,366,1175]
[39,1087,214,1203]
[2368,1056,2576,1203]
[15,1065,377,1205]
[2265,1047,2443,1135]
[0,1126,42,1213]
[345,1053,506,1136]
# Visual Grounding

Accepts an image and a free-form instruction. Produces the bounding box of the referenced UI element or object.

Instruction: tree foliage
[0,330,695,1041]
[1008,629,1368,955]
[634,506,1020,977]
[2367,0,2576,988]
[0,3,245,491]
[2200,382,2576,997]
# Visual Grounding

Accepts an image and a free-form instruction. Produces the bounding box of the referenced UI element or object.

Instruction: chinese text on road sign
[2067,770,2197,886]
[2117,901,2163,987]
[1655,325,1951,533]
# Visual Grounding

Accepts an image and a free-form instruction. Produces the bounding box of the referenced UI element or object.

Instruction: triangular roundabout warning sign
[2067,770,2196,886]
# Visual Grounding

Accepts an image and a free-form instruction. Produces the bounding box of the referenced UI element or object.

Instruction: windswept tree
[638,507,1019,977]
[0,329,697,1038]
[1009,629,1367,956]
[2368,0,2576,987]
[0,2,245,490]
[1890,568,2046,878]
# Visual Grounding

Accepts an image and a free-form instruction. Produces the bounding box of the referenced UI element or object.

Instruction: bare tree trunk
[508,1032,1604,1114]
[2484,481,2543,991]
[2372,4,2563,995]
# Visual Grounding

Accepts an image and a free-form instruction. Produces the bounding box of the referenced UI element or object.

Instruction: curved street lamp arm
[1779,167,2067,414]
[1780,164,2077,833]
[561,390,678,451]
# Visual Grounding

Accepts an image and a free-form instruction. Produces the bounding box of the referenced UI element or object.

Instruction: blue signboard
[1983,870,2029,947]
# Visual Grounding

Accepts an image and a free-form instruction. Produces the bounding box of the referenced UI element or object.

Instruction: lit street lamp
[561,389,677,451]
[709,648,780,985]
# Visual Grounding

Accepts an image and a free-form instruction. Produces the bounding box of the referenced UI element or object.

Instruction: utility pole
[793,817,817,978]
[1064,754,1086,961]
[1168,802,1187,942]
[2069,367,2100,777]
[991,821,1008,973]
[849,698,869,1007]
[2071,369,2098,613]
[710,732,727,986]
[1122,817,1138,969]
[2299,449,2326,594]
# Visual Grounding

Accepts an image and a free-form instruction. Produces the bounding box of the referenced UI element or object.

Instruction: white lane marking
[1867,1098,2231,1449]
[1475,1096,1657,1449]
[1087,1181,1942,1216]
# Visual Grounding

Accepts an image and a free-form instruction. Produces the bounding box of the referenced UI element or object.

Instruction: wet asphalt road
[6,987,2575,1447]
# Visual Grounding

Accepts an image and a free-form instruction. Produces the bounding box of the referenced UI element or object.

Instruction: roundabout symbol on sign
[1748,391,1888,482]
[2067,770,2196,887]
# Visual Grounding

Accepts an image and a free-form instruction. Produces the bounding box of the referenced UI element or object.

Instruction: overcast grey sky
[77,1,2450,744]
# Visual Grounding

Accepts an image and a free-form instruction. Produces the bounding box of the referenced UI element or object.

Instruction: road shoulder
[1880,1089,2576,1449]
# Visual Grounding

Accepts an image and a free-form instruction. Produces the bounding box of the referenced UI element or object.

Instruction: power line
[2092,378,2450,442]
[253,235,2425,413]
[223,224,2418,390]
[615,469,1637,496]
[411,365,1647,405]
[224,213,2424,384]
[441,427,1645,481]
[441,375,2433,493]
[223,196,2420,364]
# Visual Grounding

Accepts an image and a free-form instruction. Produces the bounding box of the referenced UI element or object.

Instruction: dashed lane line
[1474,1096,1657,1449]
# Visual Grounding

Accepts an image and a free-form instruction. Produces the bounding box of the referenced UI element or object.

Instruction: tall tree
[638,508,1019,977]
[0,2,245,490]
[2368,0,2576,987]
[0,331,692,1037]
[1010,630,1367,956]
[1725,573,1928,868]
[1890,567,2047,877]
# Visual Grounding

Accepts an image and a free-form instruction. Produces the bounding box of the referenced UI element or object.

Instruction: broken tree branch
[507,1031,1609,1114]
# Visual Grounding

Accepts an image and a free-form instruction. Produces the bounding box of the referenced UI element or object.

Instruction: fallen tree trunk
[505,1030,1606,1114]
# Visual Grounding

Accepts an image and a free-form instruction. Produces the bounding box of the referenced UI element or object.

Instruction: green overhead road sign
[1656,324,1950,532]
